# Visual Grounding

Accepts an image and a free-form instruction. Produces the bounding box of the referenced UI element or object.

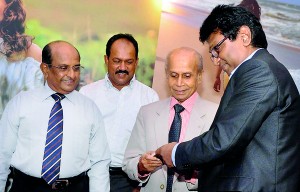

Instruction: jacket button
[160,184,164,189]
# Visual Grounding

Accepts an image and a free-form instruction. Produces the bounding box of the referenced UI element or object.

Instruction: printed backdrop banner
[153,0,300,102]
[0,0,162,117]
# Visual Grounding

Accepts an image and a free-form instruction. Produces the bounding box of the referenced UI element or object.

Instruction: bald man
[0,40,110,192]
[123,47,218,192]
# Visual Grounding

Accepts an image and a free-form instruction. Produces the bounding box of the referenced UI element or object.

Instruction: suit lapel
[154,99,170,149]
[212,76,234,125]
[212,49,266,125]
[174,96,207,185]
[154,97,213,182]
[153,99,171,180]
[214,49,267,121]
[185,97,206,141]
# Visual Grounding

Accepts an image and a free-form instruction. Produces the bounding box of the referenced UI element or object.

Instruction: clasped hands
[138,142,177,175]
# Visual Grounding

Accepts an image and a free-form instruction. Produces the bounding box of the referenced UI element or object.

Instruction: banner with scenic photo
[0,0,162,117]
[153,0,300,102]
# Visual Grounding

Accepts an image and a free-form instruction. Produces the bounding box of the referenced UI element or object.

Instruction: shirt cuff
[185,170,198,184]
[172,143,179,167]
[138,172,150,180]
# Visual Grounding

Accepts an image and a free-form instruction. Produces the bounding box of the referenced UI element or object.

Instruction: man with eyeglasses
[80,33,159,192]
[156,5,300,192]
[0,40,111,192]
[213,0,262,92]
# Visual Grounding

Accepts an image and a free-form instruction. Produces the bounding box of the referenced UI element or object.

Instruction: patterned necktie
[41,93,65,185]
[166,104,185,192]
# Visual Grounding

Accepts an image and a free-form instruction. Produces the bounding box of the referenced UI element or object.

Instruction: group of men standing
[1,4,300,192]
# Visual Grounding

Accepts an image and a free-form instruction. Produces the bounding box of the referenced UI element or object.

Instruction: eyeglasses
[48,64,84,73]
[210,36,228,61]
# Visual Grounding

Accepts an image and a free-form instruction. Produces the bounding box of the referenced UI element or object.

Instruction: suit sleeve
[122,108,151,183]
[175,60,277,170]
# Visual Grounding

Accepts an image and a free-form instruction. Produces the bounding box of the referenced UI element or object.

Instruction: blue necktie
[41,93,65,185]
[166,104,185,192]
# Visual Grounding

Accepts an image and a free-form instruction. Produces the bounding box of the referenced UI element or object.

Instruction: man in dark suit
[156,5,300,192]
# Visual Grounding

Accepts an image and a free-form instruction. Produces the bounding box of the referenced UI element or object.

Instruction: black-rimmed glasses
[210,36,228,61]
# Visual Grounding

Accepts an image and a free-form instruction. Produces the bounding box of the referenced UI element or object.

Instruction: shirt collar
[40,83,75,103]
[104,73,136,90]
[229,48,263,79]
[170,92,198,113]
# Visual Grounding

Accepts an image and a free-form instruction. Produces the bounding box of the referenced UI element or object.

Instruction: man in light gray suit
[123,47,218,192]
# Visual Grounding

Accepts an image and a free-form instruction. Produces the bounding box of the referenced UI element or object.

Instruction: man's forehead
[51,43,78,55]
[207,31,221,42]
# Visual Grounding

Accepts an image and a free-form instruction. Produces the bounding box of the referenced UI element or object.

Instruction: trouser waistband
[12,168,88,190]
[109,167,125,175]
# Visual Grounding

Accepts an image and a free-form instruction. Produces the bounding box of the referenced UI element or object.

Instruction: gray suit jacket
[175,49,300,192]
[123,96,218,192]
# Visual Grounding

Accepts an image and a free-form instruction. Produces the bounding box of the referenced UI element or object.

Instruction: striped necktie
[41,93,65,185]
[166,104,185,192]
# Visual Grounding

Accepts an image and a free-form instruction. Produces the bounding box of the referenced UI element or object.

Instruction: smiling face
[166,48,202,103]
[105,38,138,90]
[41,42,81,94]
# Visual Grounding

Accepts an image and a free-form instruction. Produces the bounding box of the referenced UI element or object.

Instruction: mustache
[62,77,74,81]
[115,70,129,75]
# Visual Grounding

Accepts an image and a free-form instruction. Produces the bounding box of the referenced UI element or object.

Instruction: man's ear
[197,71,202,84]
[239,25,252,46]
[104,55,109,69]
[40,63,49,80]
[135,58,139,68]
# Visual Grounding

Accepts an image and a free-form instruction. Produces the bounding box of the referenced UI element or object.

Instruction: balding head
[165,47,203,103]
[42,40,80,65]
[40,40,82,94]
[165,47,203,74]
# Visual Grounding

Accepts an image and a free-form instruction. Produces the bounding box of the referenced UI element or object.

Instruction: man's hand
[214,66,222,92]
[155,142,177,168]
[138,151,163,175]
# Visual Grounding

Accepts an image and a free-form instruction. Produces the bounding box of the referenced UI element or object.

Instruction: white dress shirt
[288,69,300,92]
[80,74,159,167]
[0,84,111,192]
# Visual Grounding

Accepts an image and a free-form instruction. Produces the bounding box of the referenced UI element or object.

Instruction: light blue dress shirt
[0,84,111,192]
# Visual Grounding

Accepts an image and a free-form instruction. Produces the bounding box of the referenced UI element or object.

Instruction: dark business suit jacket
[175,49,300,192]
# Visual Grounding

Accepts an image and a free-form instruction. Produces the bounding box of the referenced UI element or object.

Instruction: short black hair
[199,5,267,49]
[105,33,139,59]
[42,42,52,65]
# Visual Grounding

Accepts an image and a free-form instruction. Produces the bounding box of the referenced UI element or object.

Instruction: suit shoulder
[140,98,169,111]
[198,97,219,109]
